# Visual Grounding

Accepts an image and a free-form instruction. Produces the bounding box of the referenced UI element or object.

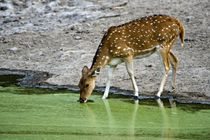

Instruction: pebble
[9,47,18,53]
[184,38,195,42]
[0,6,8,11]
[3,18,19,24]
[74,36,82,40]
[145,64,153,67]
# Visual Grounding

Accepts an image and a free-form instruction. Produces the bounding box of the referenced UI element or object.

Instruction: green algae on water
[0,74,210,140]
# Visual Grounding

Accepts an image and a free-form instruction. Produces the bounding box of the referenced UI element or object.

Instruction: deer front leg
[125,59,139,97]
[102,66,116,99]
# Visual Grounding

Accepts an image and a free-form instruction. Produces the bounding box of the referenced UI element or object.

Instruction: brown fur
[79,15,185,102]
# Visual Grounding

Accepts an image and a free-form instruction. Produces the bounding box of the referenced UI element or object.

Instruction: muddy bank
[1,69,209,104]
[0,0,209,102]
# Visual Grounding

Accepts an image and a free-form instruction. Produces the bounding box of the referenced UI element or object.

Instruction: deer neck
[89,44,111,75]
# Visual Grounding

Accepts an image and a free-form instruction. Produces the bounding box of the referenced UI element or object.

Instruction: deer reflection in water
[156,98,178,139]
[103,99,139,138]
[81,98,178,138]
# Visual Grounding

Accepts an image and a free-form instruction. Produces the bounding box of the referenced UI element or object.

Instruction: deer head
[78,66,101,103]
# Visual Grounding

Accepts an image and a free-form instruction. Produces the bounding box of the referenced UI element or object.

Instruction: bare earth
[0,0,209,102]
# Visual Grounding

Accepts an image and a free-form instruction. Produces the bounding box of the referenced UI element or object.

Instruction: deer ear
[82,66,89,76]
[92,67,101,77]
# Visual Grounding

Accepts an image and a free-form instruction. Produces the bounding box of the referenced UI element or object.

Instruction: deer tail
[177,20,185,46]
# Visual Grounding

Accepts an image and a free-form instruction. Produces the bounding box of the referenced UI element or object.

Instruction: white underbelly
[134,45,158,59]
[108,46,159,65]
[134,52,154,59]
[108,58,123,66]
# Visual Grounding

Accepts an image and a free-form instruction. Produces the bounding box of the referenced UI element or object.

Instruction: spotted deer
[78,15,185,103]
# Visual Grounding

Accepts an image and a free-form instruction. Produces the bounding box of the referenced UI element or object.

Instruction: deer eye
[85,84,89,88]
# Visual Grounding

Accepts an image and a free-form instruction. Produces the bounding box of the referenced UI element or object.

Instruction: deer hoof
[133,96,138,100]
[155,95,160,99]
[168,88,176,93]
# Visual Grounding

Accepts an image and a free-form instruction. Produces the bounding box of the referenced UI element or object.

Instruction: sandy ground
[0,0,209,102]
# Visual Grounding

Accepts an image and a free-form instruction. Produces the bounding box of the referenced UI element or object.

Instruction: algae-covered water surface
[0,74,210,140]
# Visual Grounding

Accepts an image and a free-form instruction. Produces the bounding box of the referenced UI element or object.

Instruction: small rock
[186,18,190,22]
[70,26,75,30]
[74,36,82,40]
[76,30,90,34]
[184,38,195,42]
[145,64,152,67]
[185,16,193,22]
[3,18,19,24]
[3,19,12,24]
[45,5,52,11]
[9,47,18,53]
[64,31,69,34]
[0,37,8,43]
[0,6,8,11]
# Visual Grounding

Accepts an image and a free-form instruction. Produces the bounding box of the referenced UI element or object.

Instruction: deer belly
[134,53,154,59]
[134,45,159,59]
[109,58,123,66]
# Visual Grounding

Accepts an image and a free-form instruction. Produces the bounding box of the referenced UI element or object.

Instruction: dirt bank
[0,0,209,102]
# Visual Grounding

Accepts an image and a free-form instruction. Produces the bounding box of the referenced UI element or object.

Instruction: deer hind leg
[169,51,178,92]
[156,48,170,97]
[125,58,139,97]
[102,65,117,99]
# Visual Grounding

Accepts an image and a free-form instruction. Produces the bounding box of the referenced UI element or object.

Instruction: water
[0,74,210,140]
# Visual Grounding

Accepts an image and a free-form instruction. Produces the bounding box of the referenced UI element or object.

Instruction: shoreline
[1,68,209,104]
